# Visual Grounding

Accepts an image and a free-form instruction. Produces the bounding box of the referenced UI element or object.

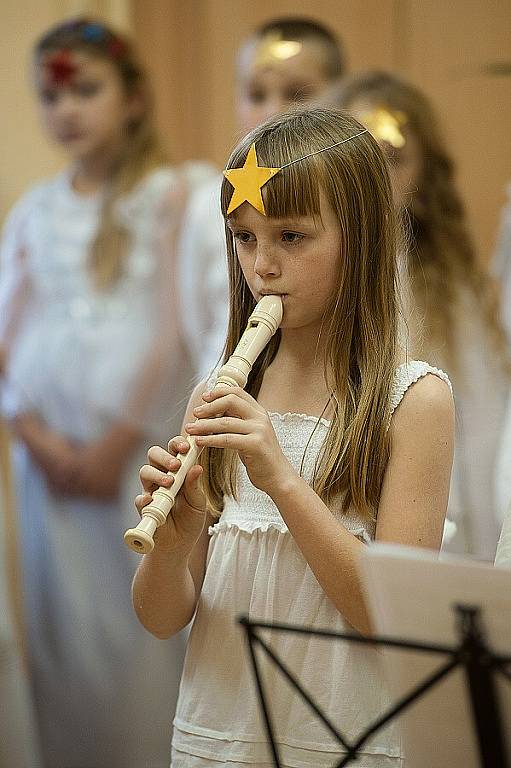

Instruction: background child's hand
[12,413,81,496]
[185,387,295,497]
[72,424,140,501]
[136,437,206,554]
[73,442,125,500]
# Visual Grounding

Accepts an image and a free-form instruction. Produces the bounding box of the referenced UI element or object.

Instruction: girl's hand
[136,437,206,555]
[72,424,141,501]
[74,443,124,500]
[185,387,295,497]
[11,413,81,496]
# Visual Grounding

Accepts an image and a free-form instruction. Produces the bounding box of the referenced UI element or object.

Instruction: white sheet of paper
[359,544,511,767]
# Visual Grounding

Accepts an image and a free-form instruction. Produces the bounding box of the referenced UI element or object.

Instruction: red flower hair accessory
[44,49,80,86]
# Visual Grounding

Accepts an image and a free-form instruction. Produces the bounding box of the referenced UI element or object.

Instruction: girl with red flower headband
[0,16,215,768]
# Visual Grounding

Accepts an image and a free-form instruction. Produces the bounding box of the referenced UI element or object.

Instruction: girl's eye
[233,231,255,244]
[75,81,100,98]
[40,88,59,104]
[282,231,304,244]
[247,88,266,105]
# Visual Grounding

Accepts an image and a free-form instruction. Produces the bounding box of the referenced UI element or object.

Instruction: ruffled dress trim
[390,361,452,414]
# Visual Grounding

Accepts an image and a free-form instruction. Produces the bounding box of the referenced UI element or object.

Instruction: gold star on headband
[360,107,407,148]
[223,143,281,215]
[223,130,369,216]
[254,32,303,68]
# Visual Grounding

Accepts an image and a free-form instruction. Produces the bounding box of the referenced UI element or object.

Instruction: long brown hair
[201,106,400,519]
[327,70,507,374]
[34,17,167,289]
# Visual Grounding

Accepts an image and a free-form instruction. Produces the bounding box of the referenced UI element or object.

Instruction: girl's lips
[60,131,86,141]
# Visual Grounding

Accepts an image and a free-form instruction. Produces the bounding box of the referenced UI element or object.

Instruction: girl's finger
[194,433,247,450]
[195,390,256,420]
[182,465,206,512]
[147,445,181,472]
[185,416,252,436]
[201,385,256,405]
[139,464,173,493]
[135,492,153,515]
[168,436,192,456]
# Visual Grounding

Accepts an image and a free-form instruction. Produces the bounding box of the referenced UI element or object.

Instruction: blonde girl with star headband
[328,71,510,561]
[0,16,215,768]
[132,107,454,767]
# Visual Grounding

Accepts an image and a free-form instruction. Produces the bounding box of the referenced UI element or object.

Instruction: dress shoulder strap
[391,361,452,415]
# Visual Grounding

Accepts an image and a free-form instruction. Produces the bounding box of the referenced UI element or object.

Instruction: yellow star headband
[223,129,369,216]
[360,107,408,148]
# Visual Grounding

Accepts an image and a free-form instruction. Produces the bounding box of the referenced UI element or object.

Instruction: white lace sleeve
[0,190,39,418]
[177,176,229,379]
[390,361,452,414]
[0,191,35,344]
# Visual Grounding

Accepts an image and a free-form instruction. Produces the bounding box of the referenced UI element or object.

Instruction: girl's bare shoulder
[391,371,454,439]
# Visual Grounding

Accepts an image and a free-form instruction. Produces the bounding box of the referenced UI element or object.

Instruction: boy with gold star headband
[178,17,346,378]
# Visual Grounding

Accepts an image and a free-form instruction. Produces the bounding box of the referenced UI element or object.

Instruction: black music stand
[240,545,511,768]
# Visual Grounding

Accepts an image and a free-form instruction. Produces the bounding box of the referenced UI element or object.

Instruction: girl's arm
[131,382,215,639]
[0,201,33,374]
[186,374,454,636]
[274,374,453,634]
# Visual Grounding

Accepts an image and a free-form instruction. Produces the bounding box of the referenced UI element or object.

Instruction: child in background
[0,17,214,767]
[328,71,509,560]
[133,107,454,767]
[178,17,345,377]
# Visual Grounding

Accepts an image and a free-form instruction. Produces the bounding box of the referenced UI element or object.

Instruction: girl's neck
[70,147,119,196]
[278,325,327,369]
[257,327,333,418]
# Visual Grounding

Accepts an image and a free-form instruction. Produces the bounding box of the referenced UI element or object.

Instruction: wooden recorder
[124,294,283,554]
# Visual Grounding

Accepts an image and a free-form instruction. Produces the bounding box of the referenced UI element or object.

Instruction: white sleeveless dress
[171,362,451,768]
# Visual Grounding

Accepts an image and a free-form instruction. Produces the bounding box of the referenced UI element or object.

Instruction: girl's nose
[54,91,80,119]
[254,244,280,277]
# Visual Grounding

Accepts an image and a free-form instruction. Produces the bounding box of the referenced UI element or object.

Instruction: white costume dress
[178,175,228,378]
[432,288,507,561]
[0,446,41,768]
[0,163,215,768]
[493,182,511,536]
[171,362,451,768]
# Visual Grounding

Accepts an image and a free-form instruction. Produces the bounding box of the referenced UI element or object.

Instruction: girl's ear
[125,90,146,126]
